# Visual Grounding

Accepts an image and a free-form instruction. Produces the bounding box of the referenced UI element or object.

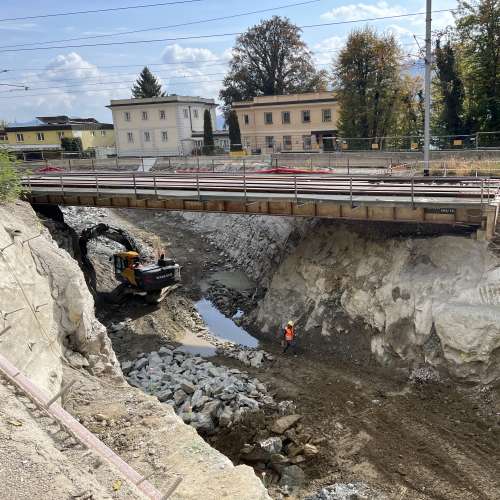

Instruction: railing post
[347,158,350,175]
[133,173,137,197]
[350,176,353,208]
[96,173,99,196]
[243,167,247,203]
[154,175,157,197]
[68,158,71,171]
[480,178,484,213]
[115,156,119,169]
[294,175,298,204]
[196,172,201,201]
[212,159,215,173]
[91,158,94,171]
[168,157,171,169]
[197,156,200,172]
[141,157,145,172]
[411,178,415,209]
[60,173,65,197]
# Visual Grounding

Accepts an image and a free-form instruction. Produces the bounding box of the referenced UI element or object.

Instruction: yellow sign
[453,139,463,146]
[371,143,379,150]
[411,143,419,150]
[229,150,247,157]
[341,143,348,150]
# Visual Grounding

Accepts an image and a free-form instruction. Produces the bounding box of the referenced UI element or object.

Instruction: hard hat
[287,320,294,326]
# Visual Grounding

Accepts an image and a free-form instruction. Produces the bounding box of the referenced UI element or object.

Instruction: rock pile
[304,482,386,500]
[122,347,274,433]
[216,345,274,368]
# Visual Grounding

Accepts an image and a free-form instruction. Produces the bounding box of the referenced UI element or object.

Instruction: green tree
[394,75,425,149]
[333,28,403,146]
[455,0,500,133]
[61,137,83,153]
[220,16,327,113]
[227,111,242,151]
[131,67,166,98]
[0,151,22,203]
[203,109,214,155]
[433,39,466,138]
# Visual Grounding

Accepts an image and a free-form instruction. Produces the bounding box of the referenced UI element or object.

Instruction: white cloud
[160,44,230,102]
[321,1,405,22]
[313,36,345,65]
[0,22,38,32]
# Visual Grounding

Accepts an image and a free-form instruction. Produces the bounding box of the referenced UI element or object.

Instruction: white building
[107,95,217,156]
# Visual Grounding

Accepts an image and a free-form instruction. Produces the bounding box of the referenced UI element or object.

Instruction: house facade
[2,116,114,159]
[107,96,217,156]
[233,91,339,153]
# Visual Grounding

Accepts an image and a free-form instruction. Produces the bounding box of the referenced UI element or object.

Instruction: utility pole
[423,0,432,176]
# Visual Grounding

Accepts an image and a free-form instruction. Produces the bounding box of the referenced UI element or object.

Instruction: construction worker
[283,320,297,354]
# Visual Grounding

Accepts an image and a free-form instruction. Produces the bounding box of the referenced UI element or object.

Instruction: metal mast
[423,0,432,175]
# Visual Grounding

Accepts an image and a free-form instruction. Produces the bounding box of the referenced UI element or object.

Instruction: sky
[0,0,458,124]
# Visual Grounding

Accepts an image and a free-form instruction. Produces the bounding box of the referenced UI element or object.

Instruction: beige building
[108,96,217,156]
[233,91,339,153]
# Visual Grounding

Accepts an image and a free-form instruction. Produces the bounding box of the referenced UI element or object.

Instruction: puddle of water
[209,271,255,292]
[176,329,216,357]
[195,298,259,348]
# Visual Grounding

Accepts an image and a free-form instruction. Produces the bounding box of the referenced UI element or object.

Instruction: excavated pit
[42,204,500,499]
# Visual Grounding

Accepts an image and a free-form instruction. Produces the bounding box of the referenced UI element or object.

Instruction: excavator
[79,223,181,304]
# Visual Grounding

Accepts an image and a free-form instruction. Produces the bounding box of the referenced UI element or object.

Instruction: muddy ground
[76,207,500,499]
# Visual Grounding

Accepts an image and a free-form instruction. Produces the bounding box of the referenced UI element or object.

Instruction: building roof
[5,116,113,132]
[233,91,337,109]
[107,95,216,108]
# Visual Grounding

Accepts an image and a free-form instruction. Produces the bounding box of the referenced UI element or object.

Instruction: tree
[227,111,242,151]
[131,67,166,98]
[394,75,425,149]
[433,39,466,138]
[220,16,327,113]
[0,151,22,203]
[455,0,500,133]
[203,109,214,155]
[333,28,403,145]
[61,137,83,153]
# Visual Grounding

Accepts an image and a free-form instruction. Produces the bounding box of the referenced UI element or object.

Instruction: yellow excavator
[80,224,181,304]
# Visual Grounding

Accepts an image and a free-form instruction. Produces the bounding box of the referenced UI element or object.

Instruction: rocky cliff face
[0,202,121,396]
[252,222,500,384]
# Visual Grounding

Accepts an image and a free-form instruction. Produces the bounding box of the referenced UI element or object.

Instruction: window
[283,135,292,150]
[144,131,151,142]
[58,131,64,139]
[264,112,273,125]
[301,110,311,123]
[183,109,189,119]
[265,136,274,148]
[159,110,166,120]
[162,131,168,142]
[127,132,134,143]
[36,132,45,141]
[282,111,290,124]
[0,133,7,141]
[302,135,312,150]
[142,111,148,121]
[16,133,24,142]
[322,109,332,122]
[124,111,131,122]
[100,130,106,136]
[244,114,249,125]
[193,109,199,118]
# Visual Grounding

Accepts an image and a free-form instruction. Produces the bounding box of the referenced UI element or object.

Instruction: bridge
[23,171,500,239]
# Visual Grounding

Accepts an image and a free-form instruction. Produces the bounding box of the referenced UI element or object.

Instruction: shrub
[0,150,22,203]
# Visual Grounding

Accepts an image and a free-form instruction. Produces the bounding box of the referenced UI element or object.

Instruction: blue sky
[0,0,457,123]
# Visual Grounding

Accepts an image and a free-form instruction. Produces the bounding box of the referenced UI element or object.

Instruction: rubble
[304,482,386,500]
[123,347,275,431]
[271,414,302,434]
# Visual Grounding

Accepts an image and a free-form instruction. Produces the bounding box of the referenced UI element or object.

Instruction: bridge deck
[23,172,500,239]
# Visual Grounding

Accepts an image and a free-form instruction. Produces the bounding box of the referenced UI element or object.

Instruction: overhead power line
[0,0,326,49]
[0,0,204,23]
[0,9,452,53]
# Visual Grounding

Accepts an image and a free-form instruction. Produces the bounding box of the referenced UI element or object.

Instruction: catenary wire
[0,0,205,23]
[0,10,453,53]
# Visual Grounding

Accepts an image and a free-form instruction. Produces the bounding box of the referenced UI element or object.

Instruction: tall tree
[333,28,403,143]
[203,109,214,154]
[433,38,466,137]
[220,16,327,113]
[455,0,500,132]
[131,67,166,98]
[394,75,425,148]
[227,111,242,151]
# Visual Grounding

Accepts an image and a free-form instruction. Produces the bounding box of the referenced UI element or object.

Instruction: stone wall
[0,201,121,396]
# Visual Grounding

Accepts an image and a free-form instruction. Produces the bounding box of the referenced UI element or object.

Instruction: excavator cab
[113,251,141,286]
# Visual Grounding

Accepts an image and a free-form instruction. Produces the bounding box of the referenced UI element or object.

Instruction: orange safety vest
[284,325,294,341]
